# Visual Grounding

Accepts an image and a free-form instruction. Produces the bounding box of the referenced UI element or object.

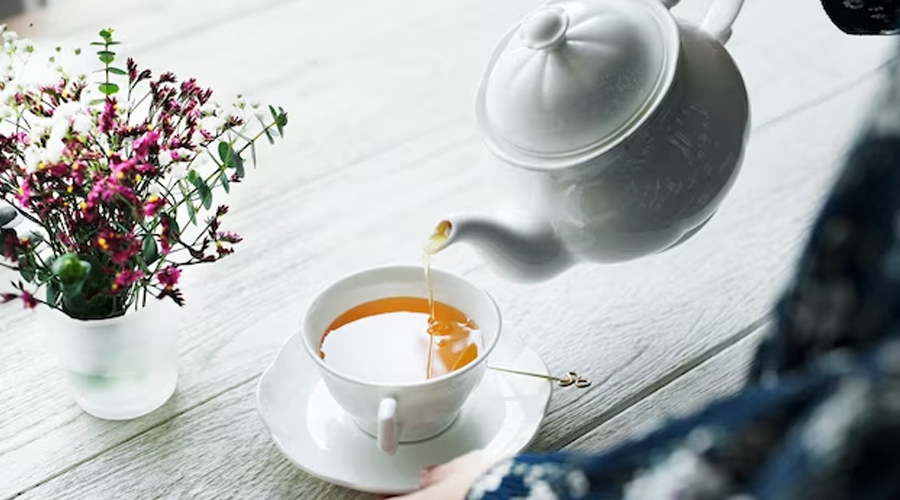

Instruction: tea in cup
[301,265,501,455]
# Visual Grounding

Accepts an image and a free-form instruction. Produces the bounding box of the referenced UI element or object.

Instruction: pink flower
[1,282,37,309]
[14,177,32,207]
[110,269,144,295]
[136,163,157,175]
[133,130,160,161]
[216,231,242,244]
[127,57,138,82]
[86,176,138,209]
[143,194,166,217]
[156,265,181,289]
[110,158,137,180]
[99,98,118,134]
[97,229,141,265]
[70,162,86,186]
[159,215,174,255]
[20,291,37,309]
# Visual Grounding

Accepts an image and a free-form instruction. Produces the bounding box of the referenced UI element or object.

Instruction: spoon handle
[487,366,591,389]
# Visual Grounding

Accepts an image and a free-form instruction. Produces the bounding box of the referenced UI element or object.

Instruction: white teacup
[301,265,502,455]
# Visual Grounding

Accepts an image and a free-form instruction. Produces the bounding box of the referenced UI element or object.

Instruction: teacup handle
[377,397,398,455]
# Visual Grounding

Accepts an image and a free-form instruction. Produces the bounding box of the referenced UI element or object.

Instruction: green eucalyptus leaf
[169,215,181,237]
[99,82,119,95]
[142,236,159,266]
[177,182,199,225]
[217,141,230,163]
[218,142,245,178]
[230,149,244,179]
[200,192,212,210]
[20,266,34,282]
[187,171,213,209]
[218,170,230,193]
[107,67,127,75]
[97,51,116,64]
[199,182,213,210]
[46,281,60,306]
[186,201,197,225]
[276,108,287,137]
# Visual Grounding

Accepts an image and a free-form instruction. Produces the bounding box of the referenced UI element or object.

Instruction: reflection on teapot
[431,0,749,282]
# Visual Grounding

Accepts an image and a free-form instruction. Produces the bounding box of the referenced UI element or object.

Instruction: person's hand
[384,449,503,500]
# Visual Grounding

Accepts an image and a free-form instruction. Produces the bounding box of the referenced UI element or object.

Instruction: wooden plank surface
[0,0,895,498]
[8,323,767,500]
[567,325,765,453]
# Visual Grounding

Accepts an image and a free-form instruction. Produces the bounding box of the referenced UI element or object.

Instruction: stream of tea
[318,220,479,382]
[423,220,453,379]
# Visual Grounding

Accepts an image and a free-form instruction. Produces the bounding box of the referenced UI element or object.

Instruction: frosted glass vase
[43,300,180,420]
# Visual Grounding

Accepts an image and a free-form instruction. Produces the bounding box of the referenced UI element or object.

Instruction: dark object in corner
[821,0,900,34]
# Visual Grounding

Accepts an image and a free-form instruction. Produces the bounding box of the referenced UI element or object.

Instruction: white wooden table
[0,1,894,498]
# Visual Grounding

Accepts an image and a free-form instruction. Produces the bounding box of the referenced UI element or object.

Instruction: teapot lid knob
[521,8,569,50]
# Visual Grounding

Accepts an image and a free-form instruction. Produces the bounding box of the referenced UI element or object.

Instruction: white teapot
[432,0,749,282]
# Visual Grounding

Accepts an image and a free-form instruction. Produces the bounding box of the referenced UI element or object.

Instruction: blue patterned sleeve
[468,345,900,499]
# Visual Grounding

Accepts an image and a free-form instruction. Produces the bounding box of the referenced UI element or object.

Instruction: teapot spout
[427,213,573,283]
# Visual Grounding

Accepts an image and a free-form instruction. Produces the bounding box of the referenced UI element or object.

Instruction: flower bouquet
[0,27,287,419]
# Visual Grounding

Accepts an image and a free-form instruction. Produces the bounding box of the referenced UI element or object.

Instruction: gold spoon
[488,366,591,389]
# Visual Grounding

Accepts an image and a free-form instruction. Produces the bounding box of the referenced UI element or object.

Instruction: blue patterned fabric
[467,4,900,499]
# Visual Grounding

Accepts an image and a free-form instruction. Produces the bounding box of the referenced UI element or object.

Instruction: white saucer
[256,330,552,494]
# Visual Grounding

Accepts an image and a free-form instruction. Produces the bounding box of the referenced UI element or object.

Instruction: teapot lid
[476,0,680,170]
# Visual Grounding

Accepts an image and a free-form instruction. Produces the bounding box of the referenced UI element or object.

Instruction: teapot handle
[660,0,745,44]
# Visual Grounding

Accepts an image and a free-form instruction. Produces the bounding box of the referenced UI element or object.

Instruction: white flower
[71,113,93,135]
[19,38,34,54]
[199,115,225,133]
[3,31,17,43]
[28,116,53,139]
[190,130,207,146]
[158,149,173,166]
[54,101,83,120]
[23,145,45,173]
[43,119,69,163]
[199,102,220,115]
[193,153,210,169]
[45,140,65,164]
[169,163,190,182]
